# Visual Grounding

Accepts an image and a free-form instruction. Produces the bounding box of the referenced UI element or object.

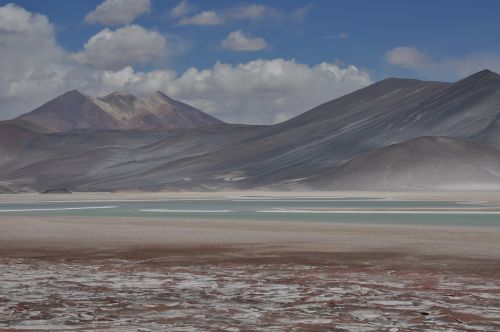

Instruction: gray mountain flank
[1,69,500,192]
[0,185,14,194]
[308,136,500,190]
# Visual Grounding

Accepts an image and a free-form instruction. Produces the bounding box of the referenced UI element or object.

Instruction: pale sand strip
[1,214,500,262]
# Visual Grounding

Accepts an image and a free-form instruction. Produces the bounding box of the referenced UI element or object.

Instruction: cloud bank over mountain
[0,3,371,124]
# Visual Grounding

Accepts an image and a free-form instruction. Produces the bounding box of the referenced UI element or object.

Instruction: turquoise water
[0,198,499,227]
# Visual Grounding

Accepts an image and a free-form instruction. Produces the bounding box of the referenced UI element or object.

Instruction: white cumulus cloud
[0,4,71,119]
[229,4,279,20]
[385,46,500,80]
[221,30,267,51]
[62,60,371,124]
[178,10,223,26]
[163,59,372,124]
[177,4,280,26]
[170,0,194,18]
[0,4,372,125]
[74,25,167,70]
[385,46,427,70]
[85,0,150,25]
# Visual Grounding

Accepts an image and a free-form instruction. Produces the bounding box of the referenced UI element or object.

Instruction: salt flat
[0,191,500,330]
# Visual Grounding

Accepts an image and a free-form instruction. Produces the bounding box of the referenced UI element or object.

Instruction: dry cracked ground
[1,257,499,331]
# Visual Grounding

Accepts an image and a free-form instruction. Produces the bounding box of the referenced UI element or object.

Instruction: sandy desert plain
[0,190,500,331]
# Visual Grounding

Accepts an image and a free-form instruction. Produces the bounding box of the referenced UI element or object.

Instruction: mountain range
[1,69,500,192]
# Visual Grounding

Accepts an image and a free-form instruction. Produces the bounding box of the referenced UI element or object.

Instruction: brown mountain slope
[17,90,223,132]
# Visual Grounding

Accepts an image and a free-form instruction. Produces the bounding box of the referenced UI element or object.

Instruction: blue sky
[6,0,500,80]
[1,0,500,123]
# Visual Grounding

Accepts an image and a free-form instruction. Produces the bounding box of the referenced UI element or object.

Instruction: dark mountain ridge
[2,69,500,191]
